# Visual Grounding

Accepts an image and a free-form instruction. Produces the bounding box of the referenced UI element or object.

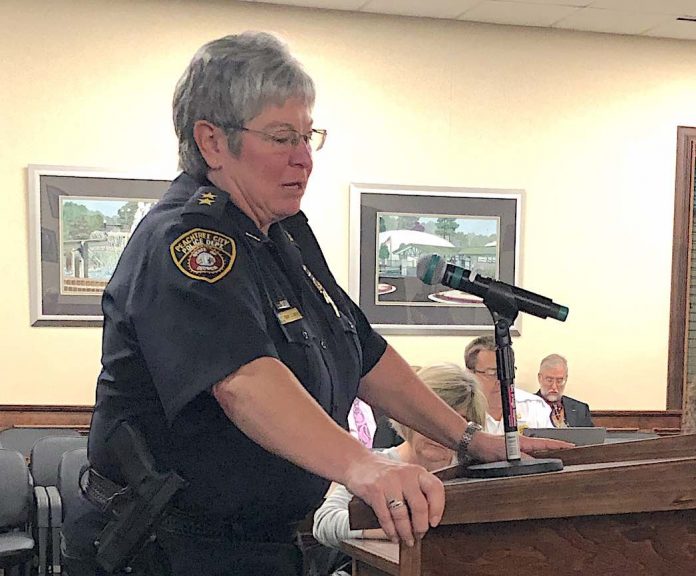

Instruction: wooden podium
[344,434,696,576]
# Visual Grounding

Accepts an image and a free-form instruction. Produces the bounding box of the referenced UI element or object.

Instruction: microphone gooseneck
[416,253,568,322]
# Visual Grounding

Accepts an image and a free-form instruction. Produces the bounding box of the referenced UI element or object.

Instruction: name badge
[277,307,303,325]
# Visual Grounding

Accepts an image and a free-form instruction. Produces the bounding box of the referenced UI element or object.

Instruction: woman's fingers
[419,471,445,529]
[370,492,399,543]
[348,459,445,547]
[519,435,574,454]
[387,495,414,545]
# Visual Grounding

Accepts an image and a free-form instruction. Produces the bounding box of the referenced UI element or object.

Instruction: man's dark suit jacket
[536,392,594,427]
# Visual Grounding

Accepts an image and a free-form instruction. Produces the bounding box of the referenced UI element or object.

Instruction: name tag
[277,308,303,325]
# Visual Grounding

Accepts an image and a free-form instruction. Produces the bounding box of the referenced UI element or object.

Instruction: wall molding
[0,404,93,430]
[0,405,683,434]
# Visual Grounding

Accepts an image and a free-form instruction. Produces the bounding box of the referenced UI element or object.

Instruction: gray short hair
[539,353,568,373]
[173,31,316,180]
[463,335,496,370]
[390,363,488,441]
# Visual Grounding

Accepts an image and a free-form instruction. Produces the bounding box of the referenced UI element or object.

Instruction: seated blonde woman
[312,363,487,548]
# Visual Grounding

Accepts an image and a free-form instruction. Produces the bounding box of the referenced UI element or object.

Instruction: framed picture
[28,165,173,326]
[349,183,523,335]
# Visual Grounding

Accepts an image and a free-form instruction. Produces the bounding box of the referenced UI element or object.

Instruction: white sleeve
[526,399,553,428]
[312,483,363,549]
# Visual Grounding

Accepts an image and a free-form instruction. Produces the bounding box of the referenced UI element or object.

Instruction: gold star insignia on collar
[198,192,216,206]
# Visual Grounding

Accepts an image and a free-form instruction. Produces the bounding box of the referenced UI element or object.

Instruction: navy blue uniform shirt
[88,173,387,531]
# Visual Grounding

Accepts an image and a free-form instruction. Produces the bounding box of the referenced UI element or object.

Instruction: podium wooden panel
[344,435,696,576]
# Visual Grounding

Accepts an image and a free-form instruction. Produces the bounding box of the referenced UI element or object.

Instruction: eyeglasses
[541,376,567,385]
[472,366,517,378]
[221,124,327,152]
[472,368,498,378]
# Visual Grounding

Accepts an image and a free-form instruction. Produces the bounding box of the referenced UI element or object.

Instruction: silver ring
[387,498,405,511]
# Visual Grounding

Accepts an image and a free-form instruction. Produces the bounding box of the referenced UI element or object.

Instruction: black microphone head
[416,253,447,285]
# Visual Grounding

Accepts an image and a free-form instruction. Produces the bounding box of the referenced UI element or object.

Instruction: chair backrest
[0,427,83,459]
[57,448,89,521]
[0,448,33,528]
[30,435,88,486]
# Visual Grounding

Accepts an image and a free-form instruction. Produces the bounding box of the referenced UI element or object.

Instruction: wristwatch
[457,421,483,464]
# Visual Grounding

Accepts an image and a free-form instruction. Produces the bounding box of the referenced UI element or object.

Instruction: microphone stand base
[466,458,563,478]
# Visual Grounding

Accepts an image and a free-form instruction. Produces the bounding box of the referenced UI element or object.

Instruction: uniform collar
[173,173,304,250]
[159,172,206,204]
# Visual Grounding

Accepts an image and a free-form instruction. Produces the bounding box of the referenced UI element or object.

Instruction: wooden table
[344,434,696,576]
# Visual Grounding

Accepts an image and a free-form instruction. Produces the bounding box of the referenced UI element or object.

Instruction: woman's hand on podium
[519,435,574,456]
[469,432,573,462]
[343,452,444,547]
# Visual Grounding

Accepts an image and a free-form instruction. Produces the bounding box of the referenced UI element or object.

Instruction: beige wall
[2,0,696,409]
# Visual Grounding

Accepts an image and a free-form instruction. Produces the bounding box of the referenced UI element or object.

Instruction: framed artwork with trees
[28,165,171,326]
[349,183,522,335]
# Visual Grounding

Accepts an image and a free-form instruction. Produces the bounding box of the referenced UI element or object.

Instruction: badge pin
[303,265,340,317]
[198,192,217,206]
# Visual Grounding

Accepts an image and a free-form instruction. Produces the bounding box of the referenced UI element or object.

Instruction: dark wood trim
[592,410,682,432]
[0,405,682,434]
[668,126,696,409]
[343,540,399,576]
[0,404,93,413]
[0,404,93,430]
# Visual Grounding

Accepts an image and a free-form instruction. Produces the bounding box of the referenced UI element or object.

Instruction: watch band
[457,421,483,464]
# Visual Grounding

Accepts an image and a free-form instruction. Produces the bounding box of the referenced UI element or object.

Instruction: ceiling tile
[240,0,696,41]
[503,0,591,5]
[459,1,580,27]
[361,0,481,19]
[554,7,672,35]
[642,18,696,40]
[250,0,366,10]
[589,0,696,17]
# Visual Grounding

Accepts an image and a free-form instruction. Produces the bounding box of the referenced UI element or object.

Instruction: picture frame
[349,183,523,335]
[28,165,173,326]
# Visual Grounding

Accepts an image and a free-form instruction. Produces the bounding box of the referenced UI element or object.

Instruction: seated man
[536,354,594,427]
[464,336,552,434]
[312,363,487,548]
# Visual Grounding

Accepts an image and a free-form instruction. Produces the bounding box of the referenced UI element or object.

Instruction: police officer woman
[63,31,568,576]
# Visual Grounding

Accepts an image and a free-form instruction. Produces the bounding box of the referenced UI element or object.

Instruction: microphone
[416,253,568,321]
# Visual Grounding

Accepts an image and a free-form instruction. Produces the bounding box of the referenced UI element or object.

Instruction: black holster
[85,421,187,574]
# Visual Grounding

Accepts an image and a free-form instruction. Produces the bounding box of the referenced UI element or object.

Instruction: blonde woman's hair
[390,363,487,441]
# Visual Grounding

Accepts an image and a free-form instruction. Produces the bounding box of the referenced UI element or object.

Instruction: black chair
[30,436,88,575]
[56,448,89,576]
[0,427,83,460]
[372,414,403,449]
[0,449,35,576]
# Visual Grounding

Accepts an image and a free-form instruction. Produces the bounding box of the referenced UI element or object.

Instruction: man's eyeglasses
[472,366,517,378]
[221,124,327,152]
[541,376,567,385]
[472,368,498,378]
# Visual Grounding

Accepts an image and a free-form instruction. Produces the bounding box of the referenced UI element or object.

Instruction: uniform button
[320,340,328,349]
[302,330,309,340]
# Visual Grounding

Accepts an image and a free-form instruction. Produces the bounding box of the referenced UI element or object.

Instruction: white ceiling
[242,0,696,41]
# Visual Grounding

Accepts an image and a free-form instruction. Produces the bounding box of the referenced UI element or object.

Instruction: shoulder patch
[181,186,228,220]
[169,228,236,283]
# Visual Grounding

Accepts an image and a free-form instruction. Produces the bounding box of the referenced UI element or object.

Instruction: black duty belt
[81,467,299,543]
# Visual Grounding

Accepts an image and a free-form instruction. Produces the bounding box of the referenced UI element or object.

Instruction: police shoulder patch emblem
[170,228,236,283]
